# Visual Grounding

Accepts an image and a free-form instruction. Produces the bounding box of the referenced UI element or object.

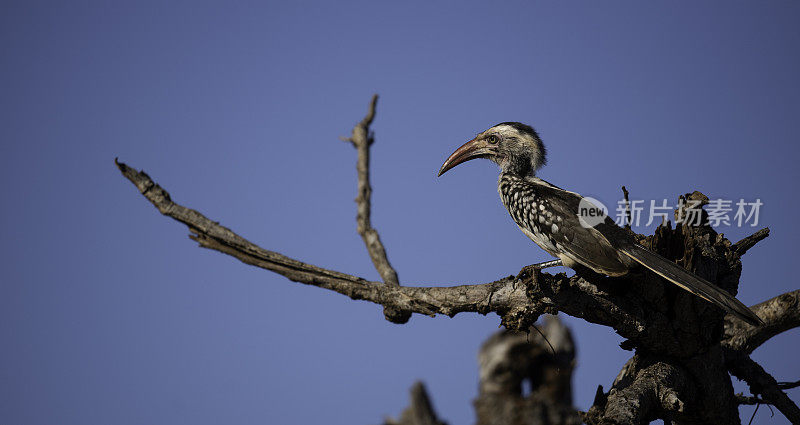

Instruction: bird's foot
[516,259,563,287]
[516,265,540,284]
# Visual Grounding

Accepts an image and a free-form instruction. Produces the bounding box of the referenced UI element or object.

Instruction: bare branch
[732,227,770,257]
[621,186,631,230]
[342,94,399,287]
[115,158,522,318]
[723,289,800,354]
[779,379,800,390]
[339,95,409,322]
[726,349,800,424]
[115,158,660,333]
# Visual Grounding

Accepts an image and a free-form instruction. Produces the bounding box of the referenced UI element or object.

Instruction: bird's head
[438,122,547,177]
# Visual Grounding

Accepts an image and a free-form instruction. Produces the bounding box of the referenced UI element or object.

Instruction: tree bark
[473,315,581,425]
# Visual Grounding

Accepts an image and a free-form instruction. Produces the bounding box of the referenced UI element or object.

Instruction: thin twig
[779,380,800,390]
[748,403,760,425]
[732,227,770,257]
[530,324,556,355]
[726,349,800,424]
[342,94,400,288]
[341,95,408,321]
[621,186,631,230]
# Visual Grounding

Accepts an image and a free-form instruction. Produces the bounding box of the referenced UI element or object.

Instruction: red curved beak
[437,138,496,177]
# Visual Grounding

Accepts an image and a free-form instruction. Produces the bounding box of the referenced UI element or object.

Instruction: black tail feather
[619,244,763,326]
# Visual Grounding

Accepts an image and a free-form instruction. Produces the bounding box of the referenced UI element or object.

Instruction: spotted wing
[499,175,629,276]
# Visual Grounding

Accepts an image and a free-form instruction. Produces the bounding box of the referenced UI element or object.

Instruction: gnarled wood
[474,316,581,425]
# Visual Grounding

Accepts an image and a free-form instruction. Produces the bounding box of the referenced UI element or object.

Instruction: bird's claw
[516,265,540,285]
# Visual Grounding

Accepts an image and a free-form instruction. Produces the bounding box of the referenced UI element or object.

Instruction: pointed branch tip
[733,227,771,256]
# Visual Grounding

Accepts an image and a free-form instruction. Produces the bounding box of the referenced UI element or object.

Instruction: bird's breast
[498,176,565,257]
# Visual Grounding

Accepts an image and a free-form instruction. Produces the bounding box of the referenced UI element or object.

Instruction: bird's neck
[501,155,535,177]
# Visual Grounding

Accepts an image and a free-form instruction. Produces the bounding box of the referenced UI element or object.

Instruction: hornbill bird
[438,122,763,326]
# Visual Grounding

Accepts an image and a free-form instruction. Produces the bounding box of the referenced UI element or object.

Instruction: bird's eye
[487,134,499,144]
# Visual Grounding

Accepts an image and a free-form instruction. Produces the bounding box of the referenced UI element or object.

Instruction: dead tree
[116,95,799,424]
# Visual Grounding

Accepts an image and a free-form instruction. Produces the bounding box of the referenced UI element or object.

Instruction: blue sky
[2,1,798,424]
